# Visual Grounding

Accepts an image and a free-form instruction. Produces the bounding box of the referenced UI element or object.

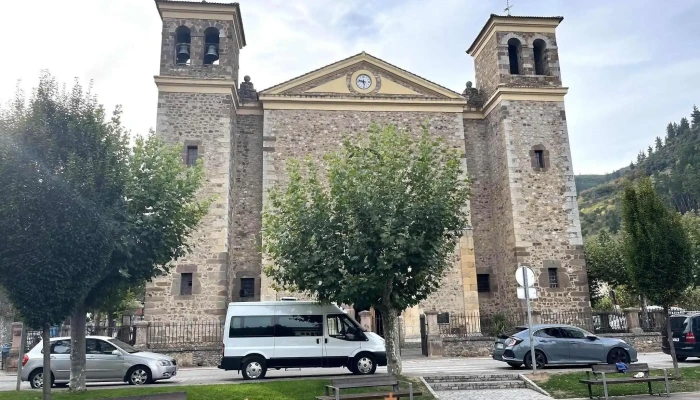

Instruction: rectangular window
[240,278,254,298]
[186,146,198,166]
[437,312,450,324]
[229,316,274,338]
[477,274,490,293]
[180,273,193,295]
[535,150,545,169]
[275,315,323,337]
[548,268,559,288]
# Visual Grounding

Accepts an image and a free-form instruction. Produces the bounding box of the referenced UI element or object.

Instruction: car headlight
[158,360,172,366]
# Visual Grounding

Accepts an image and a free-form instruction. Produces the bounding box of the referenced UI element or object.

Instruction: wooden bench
[316,375,422,400]
[579,363,674,399]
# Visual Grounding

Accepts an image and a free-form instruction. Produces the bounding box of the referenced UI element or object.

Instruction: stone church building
[147,0,589,338]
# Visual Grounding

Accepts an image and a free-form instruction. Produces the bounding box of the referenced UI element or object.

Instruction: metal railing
[24,323,135,350]
[146,321,224,346]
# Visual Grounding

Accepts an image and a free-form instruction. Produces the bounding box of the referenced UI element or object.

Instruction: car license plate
[496,343,504,349]
[673,338,680,342]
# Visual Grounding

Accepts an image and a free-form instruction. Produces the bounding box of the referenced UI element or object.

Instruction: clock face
[356,74,372,90]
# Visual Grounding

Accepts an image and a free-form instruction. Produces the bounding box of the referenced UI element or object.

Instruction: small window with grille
[180,273,193,295]
[477,274,490,293]
[548,268,559,288]
[186,146,198,166]
[240,278,254,298]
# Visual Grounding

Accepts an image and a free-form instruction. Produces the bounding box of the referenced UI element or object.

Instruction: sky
[1,0,699,175]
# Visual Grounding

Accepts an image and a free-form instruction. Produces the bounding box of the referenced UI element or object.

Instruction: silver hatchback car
[21,336,177,388]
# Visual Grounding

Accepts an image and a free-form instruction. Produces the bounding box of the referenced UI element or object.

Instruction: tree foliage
[583,230,628,306]
[622,177,692,374]
[263,124,470,374]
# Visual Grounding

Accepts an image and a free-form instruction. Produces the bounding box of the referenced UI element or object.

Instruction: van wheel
[242,356,267,380]
[28,369,54,389]
[352,353,377,375]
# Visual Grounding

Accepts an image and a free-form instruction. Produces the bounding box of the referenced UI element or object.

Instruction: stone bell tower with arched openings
[463,15,587,315]
[147,0,246,322]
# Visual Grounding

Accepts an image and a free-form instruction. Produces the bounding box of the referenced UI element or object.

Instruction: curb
[419,376,440,398]
[519,374,552,398]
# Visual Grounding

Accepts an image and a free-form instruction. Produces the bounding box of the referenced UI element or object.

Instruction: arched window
[507,38,522,75]
[204,27,220,65]
[175,26,191,65]
[533,39,547,75]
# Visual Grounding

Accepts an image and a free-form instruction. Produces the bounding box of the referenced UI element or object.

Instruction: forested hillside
[576,106,700,237]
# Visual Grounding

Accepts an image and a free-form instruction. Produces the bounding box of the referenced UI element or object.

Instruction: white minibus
[218,301,386,379]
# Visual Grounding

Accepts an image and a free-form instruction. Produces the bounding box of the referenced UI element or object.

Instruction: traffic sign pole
[523,270,536,373]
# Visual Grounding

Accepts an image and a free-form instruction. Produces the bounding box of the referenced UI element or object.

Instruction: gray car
[20,336,177,388]
[492,324,638,369]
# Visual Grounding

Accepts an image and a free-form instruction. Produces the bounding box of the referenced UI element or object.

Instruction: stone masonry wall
[159,17,240,83]
[501,100,588,312]
[473,34,500,101]
[260,109,477,322]
[146,91,233,321]
[228,113,264,302]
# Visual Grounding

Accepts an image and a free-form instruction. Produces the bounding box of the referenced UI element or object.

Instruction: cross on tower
[504,0,514,16]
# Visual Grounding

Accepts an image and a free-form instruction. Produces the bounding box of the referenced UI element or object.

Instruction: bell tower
[146,0,246,322]
[465,15,589,314]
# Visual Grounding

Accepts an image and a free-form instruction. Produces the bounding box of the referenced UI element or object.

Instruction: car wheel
[352,353,377,375]
[507,362,522,369]
[524,351,546,369]
[28,369,54,389]
[241,356,267,380]
[676,356,688,362]
[127,366,152,385]
[607,348,630,364]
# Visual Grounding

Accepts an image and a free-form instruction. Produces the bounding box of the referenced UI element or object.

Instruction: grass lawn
[533,366,700,399]
[0,377,434,400]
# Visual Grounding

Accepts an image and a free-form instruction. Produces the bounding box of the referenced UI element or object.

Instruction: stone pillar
[134,321,149,350]
[531,311,542,325]
[425,311,443,357]
[358,311,372,332]
[623,308,642,334]
[6,322,23,372]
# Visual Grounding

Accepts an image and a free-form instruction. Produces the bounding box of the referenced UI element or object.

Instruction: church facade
[147,0,589,339]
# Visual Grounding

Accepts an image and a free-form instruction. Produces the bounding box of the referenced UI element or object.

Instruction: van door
[272,315,324,367]
[324,314,363,368]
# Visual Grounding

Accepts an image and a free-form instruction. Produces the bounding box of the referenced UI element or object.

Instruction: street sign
[517,287,538,299]
[515,266,535,287]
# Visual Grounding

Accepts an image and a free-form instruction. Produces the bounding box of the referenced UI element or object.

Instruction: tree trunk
[379,305,402,376]
[664,306,680,376]
[94,313,101,335]
[42,323,51,400]
[69,303,87,392]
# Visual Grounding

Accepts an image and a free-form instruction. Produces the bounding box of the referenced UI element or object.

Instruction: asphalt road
[1,352,697,392]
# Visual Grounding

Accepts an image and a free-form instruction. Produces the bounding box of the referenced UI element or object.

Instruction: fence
[146,321,225,346]
[25,323,135,351]
[439,309,700,338]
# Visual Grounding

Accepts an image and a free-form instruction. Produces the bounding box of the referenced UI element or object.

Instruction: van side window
[229,316,274,338]
[275,315,323,337]
[327,314,362,341]
[51,339,71,354]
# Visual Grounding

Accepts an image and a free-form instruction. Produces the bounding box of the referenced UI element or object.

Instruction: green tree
[680,211,700,286]
[622,177,692,375]
[263,124,470,374]
[0,73,126,399]
[584,230,629,306]
[655,136,663,152]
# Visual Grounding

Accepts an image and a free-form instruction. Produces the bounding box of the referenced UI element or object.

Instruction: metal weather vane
[504,0,514,16]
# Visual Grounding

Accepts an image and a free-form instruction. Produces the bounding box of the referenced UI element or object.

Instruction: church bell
[204,44,219,64]
[176,43,190,64]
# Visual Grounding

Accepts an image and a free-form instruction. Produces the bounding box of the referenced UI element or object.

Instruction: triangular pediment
[260,52,464,100]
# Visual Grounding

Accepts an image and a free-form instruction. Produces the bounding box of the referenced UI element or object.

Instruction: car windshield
[109,339,139,354]
[498,327,527,339]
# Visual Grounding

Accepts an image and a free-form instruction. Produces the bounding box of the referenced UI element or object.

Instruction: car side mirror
[586,335,597,341]
[112,350,122,356]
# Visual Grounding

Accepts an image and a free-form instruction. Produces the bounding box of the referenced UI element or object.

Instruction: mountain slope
[576,105,700,236]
